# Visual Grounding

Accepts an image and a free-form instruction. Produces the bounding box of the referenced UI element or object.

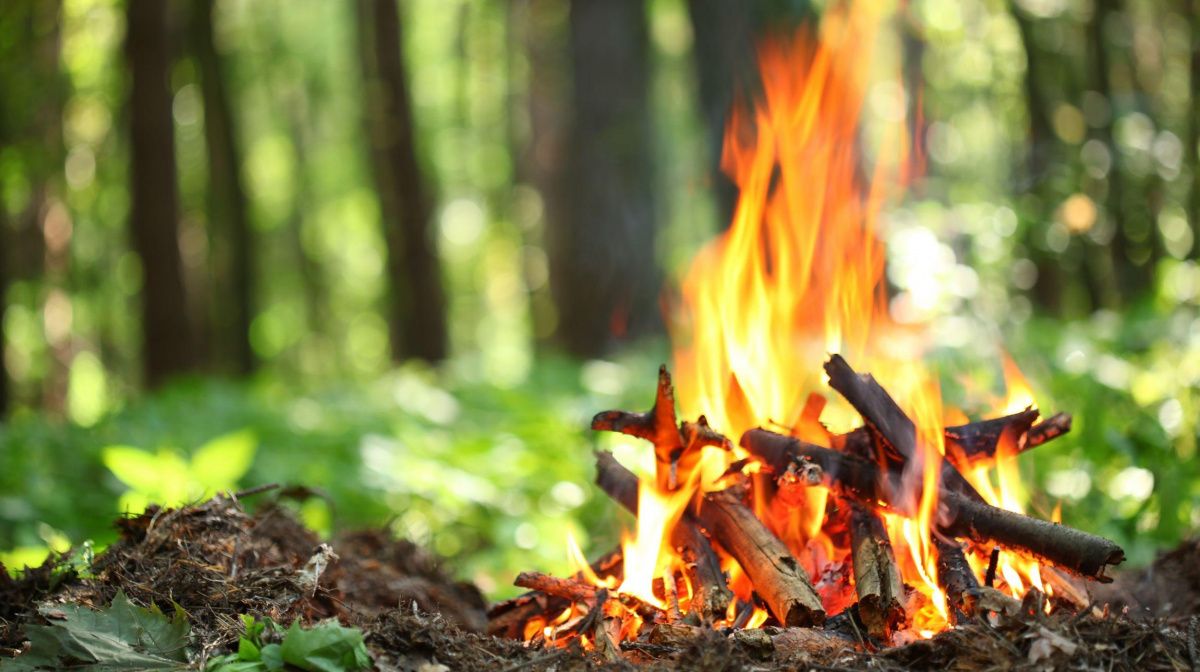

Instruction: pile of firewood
[487,355,1125,651]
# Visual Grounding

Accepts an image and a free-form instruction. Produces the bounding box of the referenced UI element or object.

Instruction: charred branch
[696,488,826,627]
[514,571,597,604]
[487,549,622,639]
[593,451,733,621]
[938,488,1124,582]
[944,408,1040,465]
[848,501,906,638]
[823,354,915,471]
[934,537,980,625]
[742,427,1123,581]
[1026,412,1072,448]
[592,366,682,490]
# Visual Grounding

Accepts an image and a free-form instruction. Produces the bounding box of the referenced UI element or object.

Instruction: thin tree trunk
[551,0,659,357]
[509,0,569,345]
[355,0,448,363]
[685,0,755,229]
[1192,0,1200,259]
[1012,7,1067,314]
[192,0,255,375]
[0,180,8,418]
[126,0,195,388]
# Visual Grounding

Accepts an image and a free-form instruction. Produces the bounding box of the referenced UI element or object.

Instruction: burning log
[741,428,884,504]
[1027,412,1072,448]
[487,549,622,639]
[696,487,826,627]
[593,451,733,621]
[848,501,905,638]
[740,427,1124,581]
[933,536,980,624]
[514,571,597,604]
[592,366,730,492]
[937,489,1125,582]
[944,408,1040,465]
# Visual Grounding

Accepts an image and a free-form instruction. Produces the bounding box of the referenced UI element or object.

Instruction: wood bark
[126,0,196,388]
[192,0,255,375]
[551,0,660,356]
[697,488,825,627]
[938,488,1125,582]
[592,451,733,621]
[487,549,622,639]
[356,0,447,362]
[934,536,980,625]
[944,409,1040,464]
[514,571,596,604]
[848,501,905,638]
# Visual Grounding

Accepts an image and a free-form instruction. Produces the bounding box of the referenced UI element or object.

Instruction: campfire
[489,3,1125,656]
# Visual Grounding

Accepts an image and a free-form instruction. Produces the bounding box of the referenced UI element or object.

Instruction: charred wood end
[698,488,825,627]
[944,408,1040,464]
[1026,412,1072,448]
[590,364,682,456]
[823,354,915,468]
[515,570,597,604]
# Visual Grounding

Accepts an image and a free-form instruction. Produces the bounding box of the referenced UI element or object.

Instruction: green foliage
[206,615,371,672]
[101,429,258,514]
[10,591,190,671]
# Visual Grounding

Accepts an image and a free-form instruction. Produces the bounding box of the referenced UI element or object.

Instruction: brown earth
[0,494,1197,671]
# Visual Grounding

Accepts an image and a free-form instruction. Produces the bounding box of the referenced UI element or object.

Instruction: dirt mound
[1,497,1197,670]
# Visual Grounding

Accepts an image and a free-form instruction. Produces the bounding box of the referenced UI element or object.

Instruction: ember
[488,1,1125,654]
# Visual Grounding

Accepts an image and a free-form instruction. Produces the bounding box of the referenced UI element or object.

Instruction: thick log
[741,427,1124,581]
[697,488,826,627]
[934,536,980,625]
[848,502,905,638]
[944,408,1040,465]
[593,451,733,621]
[1026,412,1072,448]
[938,488,1124,581]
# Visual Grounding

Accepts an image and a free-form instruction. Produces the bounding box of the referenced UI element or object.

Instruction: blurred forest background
[0,0,1198,599]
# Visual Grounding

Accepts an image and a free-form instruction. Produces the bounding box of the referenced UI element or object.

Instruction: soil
[1,494,1197,671]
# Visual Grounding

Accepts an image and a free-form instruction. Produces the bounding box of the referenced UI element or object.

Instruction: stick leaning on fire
[489,355,1124,644]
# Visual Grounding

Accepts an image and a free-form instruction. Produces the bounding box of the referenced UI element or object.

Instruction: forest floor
[1,494,1197,671]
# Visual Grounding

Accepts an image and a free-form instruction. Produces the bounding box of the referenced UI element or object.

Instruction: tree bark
[126,0,196,388]
[356,0,448,362]
[551,0,660,357]
[191,0,255,375]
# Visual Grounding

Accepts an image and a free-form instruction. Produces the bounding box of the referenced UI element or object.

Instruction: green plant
[206,615,371,672]
[101,429,257,514]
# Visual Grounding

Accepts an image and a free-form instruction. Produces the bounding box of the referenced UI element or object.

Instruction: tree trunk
[551,0,660,357]
[1012,7,1067,314]
[1192,0,1200,259]
[191,0,255,375]
[509,0,569,345]
[355,0,448,363]
[126,0,195,388]
[685,0,755,229]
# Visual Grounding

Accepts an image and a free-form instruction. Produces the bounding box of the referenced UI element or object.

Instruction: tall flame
[672,2,905,447]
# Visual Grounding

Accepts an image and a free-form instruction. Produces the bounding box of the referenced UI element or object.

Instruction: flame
[616,476,697,608]
[672,1,907,450]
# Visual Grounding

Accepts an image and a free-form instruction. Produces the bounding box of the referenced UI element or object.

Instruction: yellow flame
[617,477,697,608]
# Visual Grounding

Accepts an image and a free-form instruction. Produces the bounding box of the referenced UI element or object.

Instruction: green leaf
[190,430,257,491]
[278,621,371,672]
[237,636,260,661]
[101,446,169,494]
[9,590,191,670]
[259,643,284,671]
